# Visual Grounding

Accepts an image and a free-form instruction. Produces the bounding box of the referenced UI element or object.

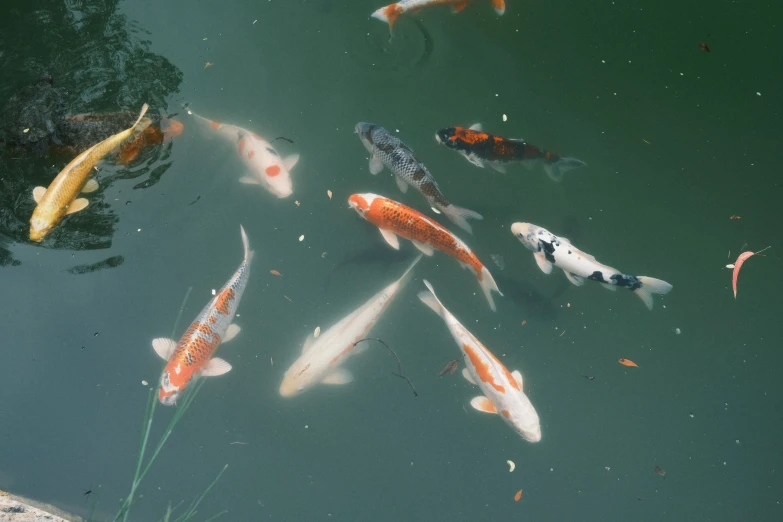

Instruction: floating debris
[283,295,292,302]
[141,380,148,386]
[675,327,681,335]
[581,375,595,381]
[559,330,566,337]
[514,489,523,502]
[438,359,459,377]
[491,254,505,270]
[204,62,213,69]
[502,114,508,122]
[521,320,527,326]
[733,246,771,298]
[270,269,282,277]
[299,234,305,242]
[654,465,666,478]
[730,215,741,220]
[314,326,321,338]
[327,190,333,200]
[23,128,30,133]
[295,200,301,206]
[211,289,216,296]
[618,358,639,368]
[699,42,711,52]
[507,460,515,472]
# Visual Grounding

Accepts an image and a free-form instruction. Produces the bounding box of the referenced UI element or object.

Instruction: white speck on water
[141,380,148,386]
[305,425,309,429]
[601,60,606,63]
[757,92,761,96]
[137,228,141,232]
[502,114,508,121]
[507,460,515,472]
[211,289,216,295]
[675,328,681,335]
[299,234,304,241]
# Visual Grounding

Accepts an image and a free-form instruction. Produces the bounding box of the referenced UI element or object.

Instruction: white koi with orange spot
[371,0,505,32]
[189,110,299,198]
[279,254,422,398]
[418,280,541,442]
[153,225,254,405]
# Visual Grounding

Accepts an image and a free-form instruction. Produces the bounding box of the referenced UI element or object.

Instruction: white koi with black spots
[418,280,541,443]
[511,222,672,310]
[153,225,254,405]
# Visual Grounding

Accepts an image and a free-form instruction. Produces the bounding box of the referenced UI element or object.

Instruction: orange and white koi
[153,225,254,405]
[371,0,505,31]
[348,193,501,311]
[188,110,299,198]
[279,254,421,397]
[418,280,541,442]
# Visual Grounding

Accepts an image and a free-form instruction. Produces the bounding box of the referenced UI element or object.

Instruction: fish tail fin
[132,103,149,128]
[417,279,448,319]
[397,253,423,285]
[442,204,483,235]
[543,157,586,182]
[240,225,255,265]
[633,277,673,310]
[491,0,506,15]
[477,265,502,312]
[372,4,403,31]
[130,103,152,135]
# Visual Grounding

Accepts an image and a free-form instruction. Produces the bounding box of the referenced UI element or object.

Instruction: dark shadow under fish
[66,255,124,275]
[323,242,413,293]
[494,273,559,321]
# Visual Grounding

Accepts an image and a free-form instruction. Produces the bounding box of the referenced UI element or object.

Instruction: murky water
[1,1,782,520]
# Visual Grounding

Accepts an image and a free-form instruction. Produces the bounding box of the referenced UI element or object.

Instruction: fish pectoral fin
[302,334,316,353]
[468,123,483,132]
[152,338,177,360]
[283,153,300,171]
[32,186,47,203]
[533,252,553,274]
[201,357,232,377]
[369,154,384,175]
[411,240,435,256]
[239,176,261,185]
[461,367,477,385]
[223,324,241,343]
[470,396,497,414]
[321,368,353,385]
[462,152,484,168]
[379,228,400,250]
[564,271,585,286]
[394,176,409,193]
[511,370,524,390]
[66,198,89,215]
[489,162,507,174]
[81,179,99,193]
[451,0,469,13]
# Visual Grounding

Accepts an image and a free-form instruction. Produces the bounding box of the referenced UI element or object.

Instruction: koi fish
[280,254,421,397]
[29,104,150,242]
[349,193,501,310]
[418,280,541,442]
[355,122,482,234]
[372,0,506,31]
[435,124,587,181]
[188,110,299,198]
[153,225,254,405]
[511,222,672,310]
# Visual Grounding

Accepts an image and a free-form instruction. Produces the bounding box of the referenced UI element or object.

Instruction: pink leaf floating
[732,246,771,298]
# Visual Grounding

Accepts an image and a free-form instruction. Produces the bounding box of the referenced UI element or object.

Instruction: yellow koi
[29,103,150,242]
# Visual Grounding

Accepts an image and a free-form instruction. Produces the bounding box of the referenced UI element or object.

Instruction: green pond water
[1,0,782,520]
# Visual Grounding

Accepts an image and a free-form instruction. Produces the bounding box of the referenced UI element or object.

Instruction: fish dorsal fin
[564,271,585,286]
[411,240,435,256]
[321,368,353,385]
[379,228,400,250]
[283,154,300,171]
[32,186,47,203]
[302,334,316,353]
[470,396,497,414]
[201,357,232,377]
[152,338,177,360]
[369,154,384,175]
[66,198,89,215]
[394,176,408,193]
[223,324,241,343]
[462,367,477,385]
[468,123,483,131]
[511,370,523,390]
[534,252,553,274]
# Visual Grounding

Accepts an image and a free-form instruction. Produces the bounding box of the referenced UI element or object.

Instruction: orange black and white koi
[153,225,254,405]
[279,255,421,397]
[348,193,501,310]
[511,222,672,310]
[418,280,541,442]
[355,122,482,234]
[436,124,587,181]
[188,110,299,198]
[372,0,505,31]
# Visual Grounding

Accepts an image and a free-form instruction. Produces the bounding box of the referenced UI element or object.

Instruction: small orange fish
[514,489,523,502]
[618,358,639,368]
[270,269,282,277]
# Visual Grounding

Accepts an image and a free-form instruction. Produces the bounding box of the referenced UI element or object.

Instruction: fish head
[511,222,542,252]
[354,122,378,153]
[504,399,542,443]
[161,118,184,140]
[158,369,182,406]
[239,136,294,198]
[435,127,457,146]
[348,193,380,218]
[29,214,53,243]
[279,360,316,398]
